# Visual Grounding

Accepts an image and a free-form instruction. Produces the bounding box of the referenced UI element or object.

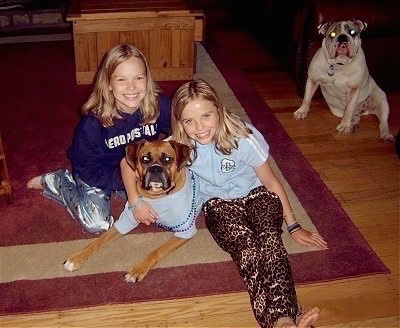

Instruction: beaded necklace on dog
[152,170,197,233]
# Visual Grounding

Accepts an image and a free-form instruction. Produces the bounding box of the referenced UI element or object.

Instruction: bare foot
[297,307,320,328]
[27,176,43,189]
[276,307,320,328]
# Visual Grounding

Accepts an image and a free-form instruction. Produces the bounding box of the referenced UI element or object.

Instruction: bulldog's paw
[64,254,86,272]
[124,262,152,283]
[336,123,352,134]
[381,131,394,141]
[294,107,309,120]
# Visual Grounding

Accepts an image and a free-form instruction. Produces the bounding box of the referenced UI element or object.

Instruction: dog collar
[328,62,346,76]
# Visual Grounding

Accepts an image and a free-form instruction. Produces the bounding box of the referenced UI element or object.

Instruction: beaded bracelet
[128,195,143,212]
[287,221,302,234]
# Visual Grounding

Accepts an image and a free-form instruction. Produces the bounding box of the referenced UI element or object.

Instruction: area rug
[0,40,388,315]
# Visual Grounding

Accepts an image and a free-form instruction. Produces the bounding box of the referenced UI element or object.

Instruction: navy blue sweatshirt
[67,95,171,193]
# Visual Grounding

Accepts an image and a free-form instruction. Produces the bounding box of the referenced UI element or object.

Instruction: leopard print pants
[203,186,301,327]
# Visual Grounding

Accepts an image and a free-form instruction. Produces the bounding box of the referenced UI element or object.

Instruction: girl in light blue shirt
[170,79,327,328]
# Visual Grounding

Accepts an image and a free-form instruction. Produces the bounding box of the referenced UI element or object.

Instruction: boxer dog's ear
[125,140,147,170]
[168,140,191,171]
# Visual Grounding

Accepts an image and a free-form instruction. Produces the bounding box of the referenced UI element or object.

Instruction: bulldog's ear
[318,22,332,35]
[125,140,146,170]
[168,140,191,171]
[353,19,367,32]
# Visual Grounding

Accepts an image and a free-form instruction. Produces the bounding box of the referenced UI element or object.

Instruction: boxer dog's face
[125,140,191,197]
[319,20,367,65]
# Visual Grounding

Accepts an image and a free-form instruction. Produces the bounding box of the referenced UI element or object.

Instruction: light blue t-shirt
[114,170,201,239]
[190,123,269,201]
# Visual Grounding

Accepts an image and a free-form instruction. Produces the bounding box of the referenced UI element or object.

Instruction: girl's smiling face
[109,56,147,114]
[180,98,220,145]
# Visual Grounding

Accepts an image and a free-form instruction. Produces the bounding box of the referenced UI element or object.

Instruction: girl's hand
[290,228,328,249]
[132,201,159,226]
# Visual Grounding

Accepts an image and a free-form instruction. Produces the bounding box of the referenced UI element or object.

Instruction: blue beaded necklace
[152,170,197,233]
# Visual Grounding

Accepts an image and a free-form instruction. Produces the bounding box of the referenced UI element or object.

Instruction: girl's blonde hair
[81,44,161,127]
[171,79,252,157]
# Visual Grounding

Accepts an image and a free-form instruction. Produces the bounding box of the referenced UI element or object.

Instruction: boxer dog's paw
[124,273,139,283]
[125,262,152,283]
[64,260,81,271]
[64,253,87,271]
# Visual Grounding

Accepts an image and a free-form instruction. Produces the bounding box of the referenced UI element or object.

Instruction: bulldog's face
[319,20,367,65]
[125,140,191,197]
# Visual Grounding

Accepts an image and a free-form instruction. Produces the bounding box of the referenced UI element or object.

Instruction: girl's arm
[120,158,159,225]
[254,160,328,249]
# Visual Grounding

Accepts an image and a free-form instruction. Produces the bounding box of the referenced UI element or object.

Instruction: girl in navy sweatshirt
[27,44,171,233]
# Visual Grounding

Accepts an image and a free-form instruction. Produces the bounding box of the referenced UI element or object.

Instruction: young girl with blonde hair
[27,44,171,233]
[170,79,327,328]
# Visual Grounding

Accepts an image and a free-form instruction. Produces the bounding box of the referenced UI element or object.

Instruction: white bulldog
[294,20,393,140]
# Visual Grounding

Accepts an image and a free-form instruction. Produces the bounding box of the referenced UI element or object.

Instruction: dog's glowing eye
[349,29,356,36]
[330,31,336,38]
[141,155,151,164]
[161,156,172,165]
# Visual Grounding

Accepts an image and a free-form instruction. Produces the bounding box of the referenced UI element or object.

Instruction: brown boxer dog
[64,140,199,283]
[294,20,393,140]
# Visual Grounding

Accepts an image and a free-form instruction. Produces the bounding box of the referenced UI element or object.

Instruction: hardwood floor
[1,20,399,328]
